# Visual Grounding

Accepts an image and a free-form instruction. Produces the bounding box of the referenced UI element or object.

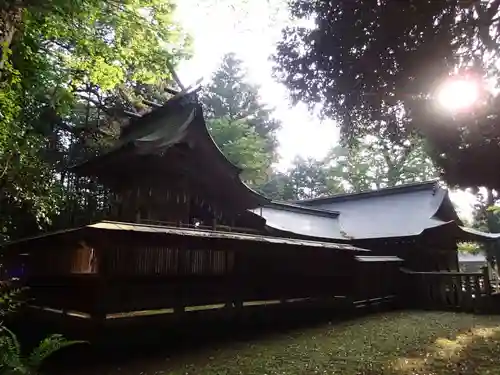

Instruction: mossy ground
[74,311,500,375]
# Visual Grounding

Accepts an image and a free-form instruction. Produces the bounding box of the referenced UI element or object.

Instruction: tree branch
[474,0,500,50]
[0,155,12,180]
[75,94,116,118]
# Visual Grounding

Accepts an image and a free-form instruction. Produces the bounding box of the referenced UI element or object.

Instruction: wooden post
[90,242,109,337]
[473,275,481,310]
[464,275,473,311]
[185,191,191,226]
[482,266,492,295]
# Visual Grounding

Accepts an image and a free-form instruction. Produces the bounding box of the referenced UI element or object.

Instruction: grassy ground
[67,311,500,375]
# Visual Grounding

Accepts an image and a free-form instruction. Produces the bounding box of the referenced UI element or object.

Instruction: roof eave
[458,226,500,242]
[293,180,440,206]
[262,201,340,217]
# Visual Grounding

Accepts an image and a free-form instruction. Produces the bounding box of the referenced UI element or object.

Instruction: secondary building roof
[458,253,487,263]
[3,221,369,253]
[252,181,500,242]
[252,202,348,240]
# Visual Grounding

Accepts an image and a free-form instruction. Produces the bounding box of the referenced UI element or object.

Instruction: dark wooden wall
[355,233,458,272]
[6,230,402,318]
[106,178,264,233]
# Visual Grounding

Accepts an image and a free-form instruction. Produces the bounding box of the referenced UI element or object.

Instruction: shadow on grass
[392,325,500,375]
[18,310,500,375]
[31,303,380,375]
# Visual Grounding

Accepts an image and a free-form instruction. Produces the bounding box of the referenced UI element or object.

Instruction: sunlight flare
[436,79,479,112]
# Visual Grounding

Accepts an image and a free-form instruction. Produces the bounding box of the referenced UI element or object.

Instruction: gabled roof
[254,181,500,241]
[295,181,455,239]
[70,90,268,210]
[294,180,441,205]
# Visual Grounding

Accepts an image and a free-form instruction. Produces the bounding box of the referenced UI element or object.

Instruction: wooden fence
[401,267,493,312]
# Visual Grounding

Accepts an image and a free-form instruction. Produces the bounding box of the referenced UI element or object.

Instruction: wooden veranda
[2,221,404,324]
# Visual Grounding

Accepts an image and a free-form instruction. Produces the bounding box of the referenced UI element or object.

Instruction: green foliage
[487,205,500,214]
[0,325,84,375]
[257,171,297,201]
[472,189,500,232]
[0,283,84,375]
[274,0,500,190]
[282,156,331,200]
[271,136,438,201]
[0,0,190,241]
[457,242,482,255]
[325,137,438,193]
[201,53,280,186]
[0,282,24,318]
[207,117,269,185]
[20,0,190,89]
[0,38,62,240]
[202,53,280,159]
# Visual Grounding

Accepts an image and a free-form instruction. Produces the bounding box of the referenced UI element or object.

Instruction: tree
[415,92,500,189]
[263,136,437,201]
[2,1,189,84]
[465,188,500,268]
[457,242,482,255]
[257,171,297,201]
[0,0,190,241]
[201,53,281,161]
[281,156,331,200]
[472,189,500,232]
[325,137,438,193]
[273,0,500,189]
[207,117,269,185]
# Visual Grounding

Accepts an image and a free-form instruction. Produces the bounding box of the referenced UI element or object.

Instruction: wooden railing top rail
[135,219,262,235]
[69,216,262,235]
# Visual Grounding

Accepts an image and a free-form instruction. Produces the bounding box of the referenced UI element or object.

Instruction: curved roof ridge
[294,180,440,205]
[190,104,269,205]
[193,104,243,174]
[69,89,269,208]
[68,92,198,172]
[265,201,340,217]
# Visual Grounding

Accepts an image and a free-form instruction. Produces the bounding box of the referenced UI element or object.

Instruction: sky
[173,0,479,222]
[174,0,339,171]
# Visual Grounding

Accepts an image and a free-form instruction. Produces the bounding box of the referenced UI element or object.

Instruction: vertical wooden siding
[105,246,234,276]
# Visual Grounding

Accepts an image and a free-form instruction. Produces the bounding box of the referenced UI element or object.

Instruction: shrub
[0,281,85,374]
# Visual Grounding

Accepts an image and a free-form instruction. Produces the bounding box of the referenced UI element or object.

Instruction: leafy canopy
[0,0,190,240]
[274,0,500,189]
[273,136,438,201]
[325,137,438,193]
[282,156,330,200]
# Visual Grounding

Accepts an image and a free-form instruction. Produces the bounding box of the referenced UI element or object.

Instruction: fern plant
[0,281,26,318]
[0,282,85,374]
[0,325,84,375]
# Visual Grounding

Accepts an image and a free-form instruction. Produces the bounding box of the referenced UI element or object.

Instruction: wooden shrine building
[254,181,500,272]
[1,88,403,322]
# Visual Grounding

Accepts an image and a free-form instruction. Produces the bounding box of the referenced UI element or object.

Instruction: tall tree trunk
[484,188,499,279]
